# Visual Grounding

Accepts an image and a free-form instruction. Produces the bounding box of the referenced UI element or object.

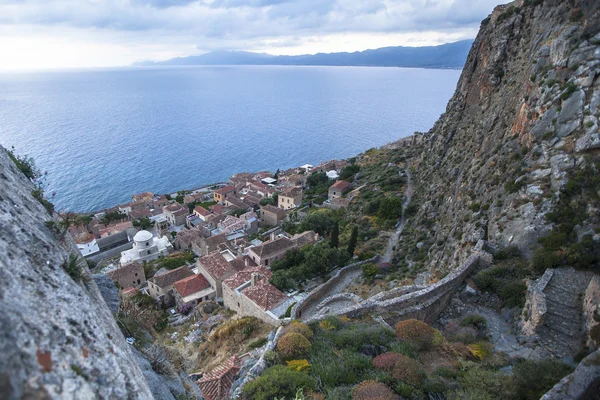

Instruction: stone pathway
[300,169,412,321]
[383,169,413,263]
[536,268,594,358]
[300,268,363,321]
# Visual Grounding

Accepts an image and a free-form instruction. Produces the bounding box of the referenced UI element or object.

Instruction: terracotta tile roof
[291,230,318,248]
[209,204,225,215]
[225,195,248,210]
[173,274,211,298]
[228,256,257,273]
[106,262,144,281]
[222,265,270,289]
[215,185,235,195]
[165,203,184,212]
[243,280,287,311]
[280,186,302,198]
[197,355,242,400]
[250,236,296,259]
[194,206,211,217]
[331,180,351,191]
[198,252,235,281]
[176,227,203,247]
[173,208,189,217]
[206,233,227,248]
[261,204,286,218]
[151,266,194,289]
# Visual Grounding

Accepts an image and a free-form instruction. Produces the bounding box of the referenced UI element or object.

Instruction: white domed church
[119,230,173,266]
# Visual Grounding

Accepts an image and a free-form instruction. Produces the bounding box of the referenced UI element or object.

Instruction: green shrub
[284,321,314,340]
[504,179,524,193]
[277,332,312,360]
[243,365,316,400]
[352,380,399,400]
[361,263,379,281]
[394,319,435,350]
[449,364,515,400]
[531,248,561,274]
[248,337,268,350]
[460,315,487,330]
[513,359,573,400]
[391,354,426,387]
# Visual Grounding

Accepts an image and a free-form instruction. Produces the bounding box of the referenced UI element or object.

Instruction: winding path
[383,169,413,263]
[299,169,413,321]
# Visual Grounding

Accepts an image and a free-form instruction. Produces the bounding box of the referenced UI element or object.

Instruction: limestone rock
[0,146,154,399]
[93,274,119,314]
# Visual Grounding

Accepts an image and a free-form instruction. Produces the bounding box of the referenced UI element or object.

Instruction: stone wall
[231,326,285,398]
[292,256,379,320]
[222,283,283,327]
[302,243,491,325]
[0,146,154,399]
[583,276,600,350]
[520,269,553,336]
[541,350,600,400]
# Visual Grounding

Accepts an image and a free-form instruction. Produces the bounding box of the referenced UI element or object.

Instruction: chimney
[270,232,275,241]
[251,273,258,287]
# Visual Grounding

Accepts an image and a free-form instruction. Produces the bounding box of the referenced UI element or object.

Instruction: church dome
[133,230,153,243]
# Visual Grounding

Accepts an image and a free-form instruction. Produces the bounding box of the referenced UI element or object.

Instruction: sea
[0,65,461,212]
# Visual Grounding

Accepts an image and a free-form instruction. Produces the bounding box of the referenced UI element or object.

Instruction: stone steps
[534,267,593,358]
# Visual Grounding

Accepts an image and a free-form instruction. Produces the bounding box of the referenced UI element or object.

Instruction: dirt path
[382,169,413,263]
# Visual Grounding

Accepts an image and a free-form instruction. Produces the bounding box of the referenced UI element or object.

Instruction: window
[265,259,269,266]
[135,273,138,277]
[137,279,140,284]
[146,241,150,246]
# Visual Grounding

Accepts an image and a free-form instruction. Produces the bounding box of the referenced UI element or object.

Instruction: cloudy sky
[0,0,501,70]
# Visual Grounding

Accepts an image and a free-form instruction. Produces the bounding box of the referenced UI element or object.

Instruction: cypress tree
[330,222,339,248]
[347,226,358,256]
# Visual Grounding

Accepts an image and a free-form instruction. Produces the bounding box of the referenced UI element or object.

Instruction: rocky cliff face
[397,0,600,276]
[0,146,154,399]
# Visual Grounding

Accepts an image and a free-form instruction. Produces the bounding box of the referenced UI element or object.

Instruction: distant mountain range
[135,40,474,69]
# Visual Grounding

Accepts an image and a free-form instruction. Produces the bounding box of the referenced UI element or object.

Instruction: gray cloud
[0,0,502,57]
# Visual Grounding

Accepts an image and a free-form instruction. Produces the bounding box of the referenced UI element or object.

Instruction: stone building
[196,252,240,298]
[106,262,146,290]
[222,266,290,326]
[247,231,317,266]
[213,185,236,203]
[260,204,287,226]
[328,180,351,201]
[147,266,194,304]
[278,186,303,210]
[163,203,188,227]
[172,273,215,308]
[119,230,172,266]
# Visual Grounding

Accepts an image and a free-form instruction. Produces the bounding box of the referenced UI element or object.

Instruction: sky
[0,0,502,71]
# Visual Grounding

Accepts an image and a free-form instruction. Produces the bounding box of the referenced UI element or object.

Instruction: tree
[299,210,335,236]
[347,226,358,256]
[378,196,403,220]
[330,222,339,248]
[306,172,328,188]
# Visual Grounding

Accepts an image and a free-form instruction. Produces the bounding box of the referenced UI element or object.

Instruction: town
[68,156,386,399]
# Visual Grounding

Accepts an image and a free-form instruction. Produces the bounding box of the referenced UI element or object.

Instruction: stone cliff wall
[0,146,154,399]
[396,0,600,277]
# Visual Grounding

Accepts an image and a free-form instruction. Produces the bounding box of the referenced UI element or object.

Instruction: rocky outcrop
[396,0,600,276]
[583,276,600,350]
[541,350,600,400]
[0,146,154,399]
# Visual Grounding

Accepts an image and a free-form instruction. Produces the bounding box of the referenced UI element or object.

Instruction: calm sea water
[0,66,460,212]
